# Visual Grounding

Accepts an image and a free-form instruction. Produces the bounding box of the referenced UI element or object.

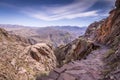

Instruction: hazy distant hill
[0,24,86,47]
[53,26,86,36]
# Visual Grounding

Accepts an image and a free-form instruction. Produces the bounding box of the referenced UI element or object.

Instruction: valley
[0,25,86,47]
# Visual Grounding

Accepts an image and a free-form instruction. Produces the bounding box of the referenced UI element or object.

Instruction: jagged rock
[55,38,100,66]
[115,0,120,8]
[29,43,57,70]
[85,20,105,41]
[95,5,120,50]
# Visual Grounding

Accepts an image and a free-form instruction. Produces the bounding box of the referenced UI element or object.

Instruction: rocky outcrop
[55,38,100,66]
[0,28,13,42]
[85,20,105,41]
[0,28,57,80]
[95,1,120,50]
[29,43,56,70]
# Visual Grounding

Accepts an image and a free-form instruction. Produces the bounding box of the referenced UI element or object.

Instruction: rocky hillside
[84,0,120,79]
[0,28,57,80]
[37,0,120,80]
[55,38,100,66]
[95,0,120,79]
[84,19,105,41]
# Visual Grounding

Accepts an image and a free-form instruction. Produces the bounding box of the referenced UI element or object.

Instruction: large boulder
[29,43,57,70]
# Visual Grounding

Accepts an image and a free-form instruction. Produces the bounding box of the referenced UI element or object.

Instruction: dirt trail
[37,46,109,80]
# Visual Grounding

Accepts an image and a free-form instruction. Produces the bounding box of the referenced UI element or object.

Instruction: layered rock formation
[0,28,56,80]
[85,20,105,41]
[95,8,120,50]
[55,38,100,66]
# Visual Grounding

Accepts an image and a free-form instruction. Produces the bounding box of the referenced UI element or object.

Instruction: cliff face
[85,20,105,41]
[0,28,57,80]
[95,0,120,79]
[95,2,120,50]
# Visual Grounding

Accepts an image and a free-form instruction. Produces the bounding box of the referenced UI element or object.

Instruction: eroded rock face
[29,43,57,70]
[85,0,120,79]
[95,1,120,50]
[0,28,57,80]
[85,20,105,41]
[55,38,100,66]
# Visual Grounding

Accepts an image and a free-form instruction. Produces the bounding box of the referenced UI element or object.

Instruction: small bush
[104,49,115,58]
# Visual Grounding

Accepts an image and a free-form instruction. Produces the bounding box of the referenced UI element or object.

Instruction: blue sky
[0,0,115,27]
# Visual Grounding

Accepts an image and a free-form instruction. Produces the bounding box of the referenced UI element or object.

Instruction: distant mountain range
[0,24,87,47]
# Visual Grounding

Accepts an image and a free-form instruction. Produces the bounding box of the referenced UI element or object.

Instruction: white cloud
[21,0,98,21]
[24,10,98,21]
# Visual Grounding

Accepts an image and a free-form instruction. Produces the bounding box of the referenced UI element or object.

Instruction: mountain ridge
[0,24,86,47]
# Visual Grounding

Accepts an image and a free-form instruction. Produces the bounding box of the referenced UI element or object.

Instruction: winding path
[37,46,109,80]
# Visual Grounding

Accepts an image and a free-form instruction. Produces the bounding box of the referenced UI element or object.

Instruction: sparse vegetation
[104,49,115,58]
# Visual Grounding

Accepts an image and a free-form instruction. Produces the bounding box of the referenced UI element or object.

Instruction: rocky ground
[37,45,109,80]
[0,28,57,80]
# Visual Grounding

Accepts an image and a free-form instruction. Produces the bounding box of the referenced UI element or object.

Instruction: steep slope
[95,6,120,50]
[0,28,57,80]
[94,0,120,79]
[0,28,36,44]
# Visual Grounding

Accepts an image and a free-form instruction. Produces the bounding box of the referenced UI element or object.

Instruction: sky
[0,0,115,27]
